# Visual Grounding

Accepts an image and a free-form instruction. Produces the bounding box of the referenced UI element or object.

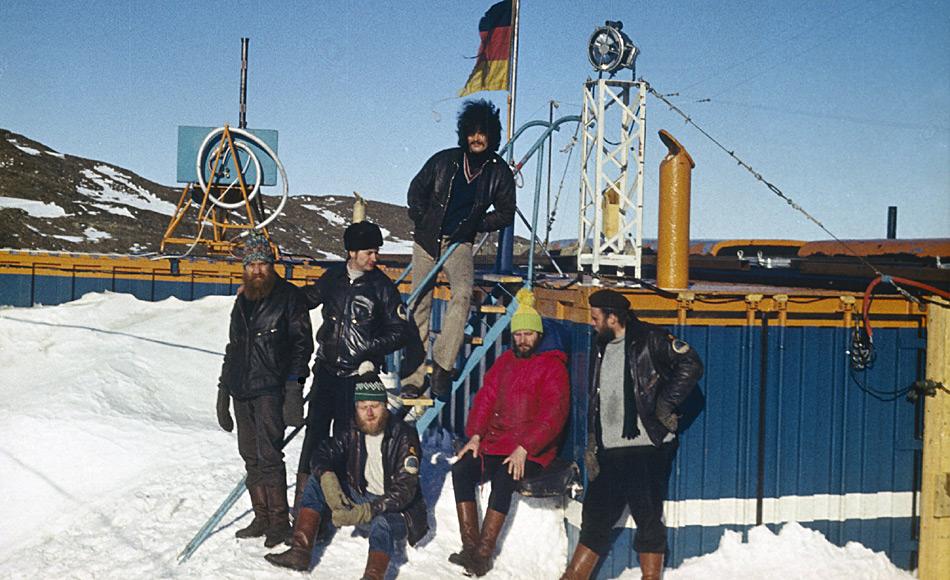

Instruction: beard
[356,409,389,436]
[243,269,276,301]
[595,326,616,345]
[514,342,539,359]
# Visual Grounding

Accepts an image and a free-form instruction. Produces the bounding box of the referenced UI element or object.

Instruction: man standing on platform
[403,99,516,401]
[561,289,703,580]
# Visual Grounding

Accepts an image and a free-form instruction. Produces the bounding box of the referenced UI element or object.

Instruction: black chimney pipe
[239,38,249,129]
[887,206,897,239]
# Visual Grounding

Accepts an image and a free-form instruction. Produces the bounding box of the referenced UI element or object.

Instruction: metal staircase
[398,114,581,436]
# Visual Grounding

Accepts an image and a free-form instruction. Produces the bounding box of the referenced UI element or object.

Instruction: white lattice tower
[577,79,646,277]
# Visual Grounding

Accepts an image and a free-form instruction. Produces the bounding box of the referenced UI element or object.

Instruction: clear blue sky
[1,0,947,242]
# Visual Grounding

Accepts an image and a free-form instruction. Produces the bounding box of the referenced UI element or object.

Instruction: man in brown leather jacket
[562,289,703,580]
[266,374,428,579]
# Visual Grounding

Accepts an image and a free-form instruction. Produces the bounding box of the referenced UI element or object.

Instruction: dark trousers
[234,394,286,488]
[297,365,357,473]
[451,453,543,514]
[301,475,408,557]
[579,442,677,555]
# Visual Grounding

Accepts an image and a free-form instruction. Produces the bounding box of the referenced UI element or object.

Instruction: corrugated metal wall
[556,318,922,576]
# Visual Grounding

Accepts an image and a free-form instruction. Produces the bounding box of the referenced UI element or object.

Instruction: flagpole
[497,0,520,275]
[506,0,520,160]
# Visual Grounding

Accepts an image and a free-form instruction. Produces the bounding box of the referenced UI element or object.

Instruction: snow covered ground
[0,293,915,578]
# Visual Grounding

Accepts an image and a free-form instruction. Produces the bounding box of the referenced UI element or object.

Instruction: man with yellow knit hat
[449,288,571,577]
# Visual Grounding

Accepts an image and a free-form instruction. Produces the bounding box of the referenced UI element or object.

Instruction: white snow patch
[662,522,913,580]
[317,208,347,226]
[6,138,41,156]
[90,203,135,218]
[45,150,66,159]
[51,234,83,243]
[77,166,176,216]
[0,293,918,578]
[83,226,112,242]
[321,250,344,260]
[0,196,67,218]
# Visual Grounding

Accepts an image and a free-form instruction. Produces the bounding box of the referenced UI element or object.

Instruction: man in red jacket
[449,288,571,577]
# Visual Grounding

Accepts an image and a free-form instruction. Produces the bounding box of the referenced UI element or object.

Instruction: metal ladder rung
[478,273,523,284]
[479,304,506,314]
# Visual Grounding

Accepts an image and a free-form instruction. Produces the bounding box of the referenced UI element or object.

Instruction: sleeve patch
[671,339,691,354]
[403,455,420,475]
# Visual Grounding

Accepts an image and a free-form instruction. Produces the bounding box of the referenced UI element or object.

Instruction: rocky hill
[0,128,416,259]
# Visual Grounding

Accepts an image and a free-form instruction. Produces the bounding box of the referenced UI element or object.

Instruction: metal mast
[577,78,646,277]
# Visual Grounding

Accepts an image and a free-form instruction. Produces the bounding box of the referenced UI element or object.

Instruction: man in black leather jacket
[402,99,516,400]
[293,221,412,514]
[216,232,314,549]
[266,374,427,579]
[562,289,703,580]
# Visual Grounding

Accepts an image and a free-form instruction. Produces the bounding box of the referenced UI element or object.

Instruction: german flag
[458,1,512,97]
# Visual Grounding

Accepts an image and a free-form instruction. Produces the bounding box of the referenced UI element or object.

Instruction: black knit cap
[588,289,630,311]
[344,221,383,252]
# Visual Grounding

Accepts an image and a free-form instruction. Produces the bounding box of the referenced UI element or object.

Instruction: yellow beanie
[510,288,543,334]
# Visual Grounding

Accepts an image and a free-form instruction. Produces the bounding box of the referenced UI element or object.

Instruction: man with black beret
[291,221,414,518]
[561,289,704,580]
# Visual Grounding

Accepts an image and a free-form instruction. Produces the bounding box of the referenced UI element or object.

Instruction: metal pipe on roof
[657,130,695,290]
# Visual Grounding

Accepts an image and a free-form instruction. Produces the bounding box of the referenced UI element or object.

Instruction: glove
[584,433,599,481]
[357,360,375,375]
[216,388,233,432]
[319,472,351,512]
[282,380,305,427]
[655,400,679,433]
[332,502,374,527]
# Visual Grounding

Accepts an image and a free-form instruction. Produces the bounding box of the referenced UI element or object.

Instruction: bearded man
[216,232,314,548]
[266,374,428,579]
[561,289,703,580]
[449,288,571,577]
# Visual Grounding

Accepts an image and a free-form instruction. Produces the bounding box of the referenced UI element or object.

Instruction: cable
[849,367,913,402]
[645,85,924,295]
[545,120,581,244]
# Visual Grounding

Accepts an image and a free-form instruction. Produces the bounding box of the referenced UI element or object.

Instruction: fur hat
[510,288,543,334]
[242,231,275,266]
[344,221,384,252]
[354,373,388,403]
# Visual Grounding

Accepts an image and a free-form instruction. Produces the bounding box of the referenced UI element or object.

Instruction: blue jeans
[302,474,408,557]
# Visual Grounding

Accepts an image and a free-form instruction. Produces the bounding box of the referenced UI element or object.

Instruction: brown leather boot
[639,551,664,580]
[235,484,269,538]
[263,485,292,548]
[560,543,600,580]
[291,472,310,523]
[360,550,390,580]
[448,501,479,567]
[466,508,506,577]
[264,507,320,571]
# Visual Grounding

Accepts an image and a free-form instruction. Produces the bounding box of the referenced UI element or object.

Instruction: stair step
[478,273,523,284]
[479,304,507,314]
[466,336,484,346]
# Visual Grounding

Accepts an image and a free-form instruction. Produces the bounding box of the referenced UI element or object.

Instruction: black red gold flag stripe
[459,0,512,97]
